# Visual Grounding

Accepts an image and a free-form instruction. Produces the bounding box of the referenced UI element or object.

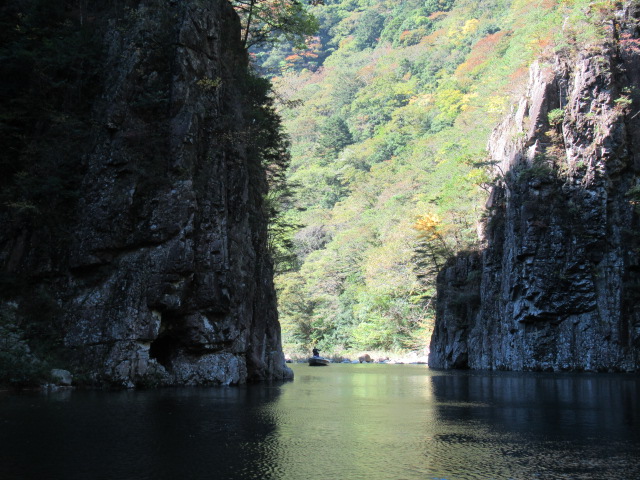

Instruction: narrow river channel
[1,364,638,479]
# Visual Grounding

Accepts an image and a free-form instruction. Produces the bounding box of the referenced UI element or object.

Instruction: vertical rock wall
[0,0,292,387]
[430,4,640,372]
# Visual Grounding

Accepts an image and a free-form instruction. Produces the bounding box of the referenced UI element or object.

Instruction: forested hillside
[259,0,620,355]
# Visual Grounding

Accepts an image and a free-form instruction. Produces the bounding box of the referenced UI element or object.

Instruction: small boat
[308,356,330,366]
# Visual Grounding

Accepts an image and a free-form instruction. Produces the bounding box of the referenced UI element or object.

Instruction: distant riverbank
[285,349,429,365]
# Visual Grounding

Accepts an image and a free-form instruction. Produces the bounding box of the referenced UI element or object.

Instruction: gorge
[2,0,640,390]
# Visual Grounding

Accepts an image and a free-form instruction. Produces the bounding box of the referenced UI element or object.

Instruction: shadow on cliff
[429,7,640,372]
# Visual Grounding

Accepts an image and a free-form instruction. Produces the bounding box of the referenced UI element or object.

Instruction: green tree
[318,115,353,156]
[353,10,385,49]
[424,0,454,14]
[231,0,320,48]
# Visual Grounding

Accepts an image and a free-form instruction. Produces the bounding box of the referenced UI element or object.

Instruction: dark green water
[1,364,639,480]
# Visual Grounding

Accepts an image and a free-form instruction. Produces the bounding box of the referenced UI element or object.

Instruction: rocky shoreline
[286,351,429,365]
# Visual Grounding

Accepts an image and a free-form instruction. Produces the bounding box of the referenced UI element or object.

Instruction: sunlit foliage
[260,0,622,354]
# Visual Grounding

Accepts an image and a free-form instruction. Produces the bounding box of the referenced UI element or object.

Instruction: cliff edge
[430,3,640,372]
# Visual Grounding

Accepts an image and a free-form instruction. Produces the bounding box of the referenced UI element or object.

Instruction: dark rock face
[0,0,292,387]
[430,4,640,372]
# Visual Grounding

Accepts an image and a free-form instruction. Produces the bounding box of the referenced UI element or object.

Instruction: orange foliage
[620,33,640,54]
[429,11,448,21]
[357,64,376,84]
[420,28,447,46]
[530,35,553,54]
[509,65,529,83]
[455,31,509,78]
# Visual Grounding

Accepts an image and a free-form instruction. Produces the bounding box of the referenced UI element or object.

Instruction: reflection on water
[1,365,638,480]
[425,373,640,480]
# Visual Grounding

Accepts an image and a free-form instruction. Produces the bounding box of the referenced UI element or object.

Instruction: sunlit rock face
[0,0,291,387]
[430,3,640,372]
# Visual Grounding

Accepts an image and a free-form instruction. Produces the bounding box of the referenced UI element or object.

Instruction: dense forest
[254,0,625,355]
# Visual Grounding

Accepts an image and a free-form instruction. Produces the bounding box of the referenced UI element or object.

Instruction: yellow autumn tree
[414,212,442,240]
[413,212,452,271]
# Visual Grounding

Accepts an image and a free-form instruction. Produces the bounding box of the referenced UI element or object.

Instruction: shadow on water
[0,385,284,480]
[425,371,640,480]
[1,365,639,480]
[430,371,639,435]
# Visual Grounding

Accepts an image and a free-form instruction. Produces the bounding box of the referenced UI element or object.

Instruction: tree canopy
[231,0,319,48]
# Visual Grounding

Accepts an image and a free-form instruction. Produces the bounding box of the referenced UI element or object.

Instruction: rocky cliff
[430,3,640,372]
[0,0,292,387]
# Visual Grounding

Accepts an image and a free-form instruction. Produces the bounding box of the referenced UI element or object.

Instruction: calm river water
[1,364,639,480]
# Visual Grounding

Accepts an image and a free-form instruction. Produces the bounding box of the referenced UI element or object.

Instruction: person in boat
[312,347,319,357]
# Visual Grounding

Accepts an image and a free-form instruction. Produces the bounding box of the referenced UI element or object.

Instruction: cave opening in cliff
[149,331,180,369]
